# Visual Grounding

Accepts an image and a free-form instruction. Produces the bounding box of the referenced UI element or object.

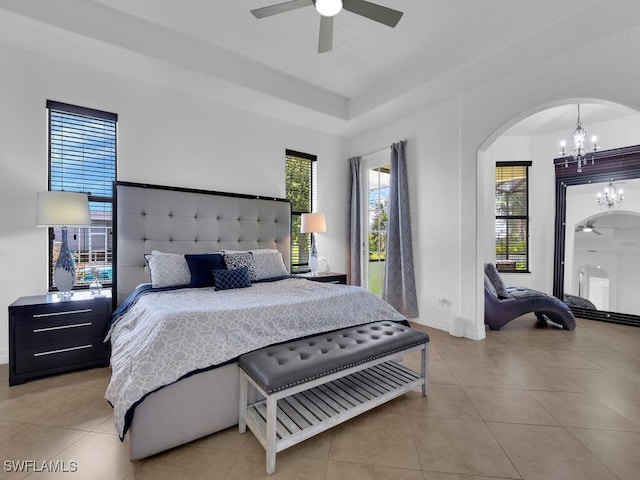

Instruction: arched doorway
[476,100,640,331]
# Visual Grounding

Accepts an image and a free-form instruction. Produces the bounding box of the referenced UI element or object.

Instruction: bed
[107,181,406,459]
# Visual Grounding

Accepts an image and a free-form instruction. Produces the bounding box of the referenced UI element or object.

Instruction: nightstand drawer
[13,300,108,348]
[14,313,108,349]
[14,340,109,375]
[14,300,108,324]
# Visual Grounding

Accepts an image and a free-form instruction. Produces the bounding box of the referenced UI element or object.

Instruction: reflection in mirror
[554,144,640,326]
[564,178,640,316]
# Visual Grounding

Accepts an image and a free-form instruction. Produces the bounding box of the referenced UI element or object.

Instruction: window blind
[47,100,117,289]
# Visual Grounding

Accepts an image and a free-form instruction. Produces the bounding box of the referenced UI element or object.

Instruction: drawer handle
[33,309,93,318]
[33,322,93,333]
[33,344,93,357]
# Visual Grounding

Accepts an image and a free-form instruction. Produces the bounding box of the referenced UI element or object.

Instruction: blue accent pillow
[185,253,226,287]
[213,267,251,291]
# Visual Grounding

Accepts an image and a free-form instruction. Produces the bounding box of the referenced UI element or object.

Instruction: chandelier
[559,104,599,173]
[596,179,624,209]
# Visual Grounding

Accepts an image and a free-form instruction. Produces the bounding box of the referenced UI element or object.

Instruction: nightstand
[8,290,111,386]
[294,272,347,284]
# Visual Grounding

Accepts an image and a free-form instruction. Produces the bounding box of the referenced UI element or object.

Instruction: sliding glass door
[365,163,391,295]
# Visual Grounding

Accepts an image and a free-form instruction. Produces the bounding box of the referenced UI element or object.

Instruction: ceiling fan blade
[251,0,312,19]
[593,229,603,235]
[318,15,333,53]
[342,0,403,27]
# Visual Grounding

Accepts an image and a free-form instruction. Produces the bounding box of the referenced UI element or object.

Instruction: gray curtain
[383,141,419,318]
[347,156,362,286]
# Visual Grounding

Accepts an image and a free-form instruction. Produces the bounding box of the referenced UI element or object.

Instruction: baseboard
[410,315,484,340]
[410,315,449,333]
[0,348,8,365]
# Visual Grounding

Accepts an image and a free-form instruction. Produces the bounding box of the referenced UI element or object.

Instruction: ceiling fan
[251,0,404,53]
[576,219,603,235]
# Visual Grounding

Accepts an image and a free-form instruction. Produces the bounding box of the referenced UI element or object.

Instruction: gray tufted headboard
[113,181,291,306]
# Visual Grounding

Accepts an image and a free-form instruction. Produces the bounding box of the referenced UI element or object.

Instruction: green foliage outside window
[368,200,387,261]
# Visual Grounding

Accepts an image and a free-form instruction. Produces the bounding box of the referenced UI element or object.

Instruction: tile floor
[1,314,639,479]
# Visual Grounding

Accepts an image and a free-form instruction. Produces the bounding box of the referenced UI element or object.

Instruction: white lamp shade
[36,191,91,227]
[300,212,327,234]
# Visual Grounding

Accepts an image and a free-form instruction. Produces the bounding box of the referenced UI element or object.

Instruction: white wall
[0,43,349,363]
[617,254,640,314]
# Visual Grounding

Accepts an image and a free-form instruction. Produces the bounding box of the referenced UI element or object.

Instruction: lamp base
[54,226,76,297]
[308,255,318,276]
[309,235,319,275]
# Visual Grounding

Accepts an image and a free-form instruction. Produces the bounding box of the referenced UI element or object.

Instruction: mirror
[554,145,640,326]
[564,180,640,314]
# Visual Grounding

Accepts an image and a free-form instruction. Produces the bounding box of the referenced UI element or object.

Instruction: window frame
[46,100,117,291]
[495,161,531,273]
[285,149,317,272]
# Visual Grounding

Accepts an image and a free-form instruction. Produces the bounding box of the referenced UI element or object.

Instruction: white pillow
[145,252,191,288]
[221,248,278,255]
[253,251,289,281]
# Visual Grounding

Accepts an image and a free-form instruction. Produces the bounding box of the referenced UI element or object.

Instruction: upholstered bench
[238,321,429,475]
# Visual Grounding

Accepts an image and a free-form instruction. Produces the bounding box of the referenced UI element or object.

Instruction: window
[47,100,117,289]
[285,149,317,271]
[495,161,531,272]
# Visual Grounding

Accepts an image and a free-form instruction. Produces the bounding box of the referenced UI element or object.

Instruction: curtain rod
[359,139,408,159]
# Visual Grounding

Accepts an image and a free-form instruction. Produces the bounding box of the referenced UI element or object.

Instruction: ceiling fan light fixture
[314,0,343,17]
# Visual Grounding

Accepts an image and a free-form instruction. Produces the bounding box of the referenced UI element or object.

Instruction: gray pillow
[484,263,509,299]
[146,252,191,288]
[253,251,289,281]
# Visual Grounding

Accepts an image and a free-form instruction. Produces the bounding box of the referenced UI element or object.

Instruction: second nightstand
[8,290,111,386]
[294,272,347,284]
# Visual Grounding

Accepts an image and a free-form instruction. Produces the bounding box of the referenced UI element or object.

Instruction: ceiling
[504,104,640,137]
[77,0,596,97]
[2,0,640,135]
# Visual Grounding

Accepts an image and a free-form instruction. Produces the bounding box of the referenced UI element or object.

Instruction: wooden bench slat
[288,393,329,422]
[278,401,309,432]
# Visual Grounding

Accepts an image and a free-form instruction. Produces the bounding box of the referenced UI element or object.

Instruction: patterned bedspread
[105,278,405,439]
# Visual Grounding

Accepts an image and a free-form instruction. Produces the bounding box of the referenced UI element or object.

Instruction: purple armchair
[484,263,576,331]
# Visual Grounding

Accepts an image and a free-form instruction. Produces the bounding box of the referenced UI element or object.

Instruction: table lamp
[300,212,326,275]
[36,191,90,297]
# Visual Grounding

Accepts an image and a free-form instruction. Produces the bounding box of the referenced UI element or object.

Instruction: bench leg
[266,396,277,475]
[421,344,429,397]
[238,372,247,434]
